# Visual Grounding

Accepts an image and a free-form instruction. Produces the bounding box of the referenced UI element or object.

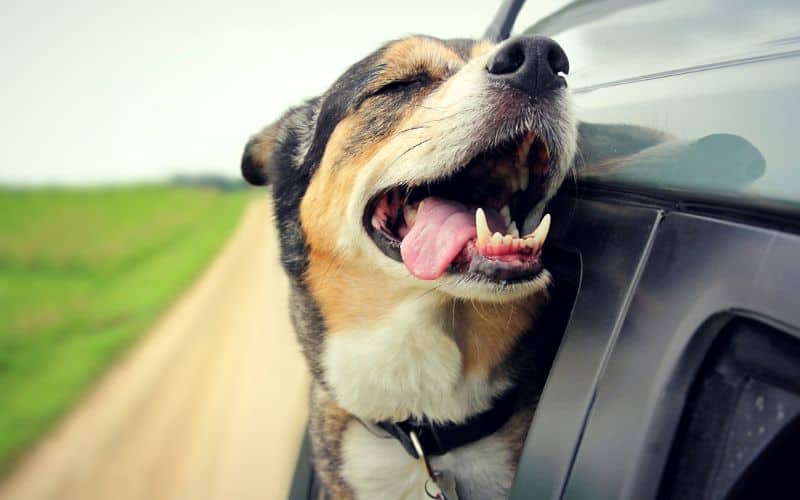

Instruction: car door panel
[509,196,660,500]
[563,213,800,500]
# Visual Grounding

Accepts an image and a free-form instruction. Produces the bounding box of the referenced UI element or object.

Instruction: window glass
[516,0,800,215]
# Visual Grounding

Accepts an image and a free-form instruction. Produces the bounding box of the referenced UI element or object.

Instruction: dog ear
[241,121,280,186]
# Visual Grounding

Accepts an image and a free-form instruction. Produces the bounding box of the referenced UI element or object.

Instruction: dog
[241,34,577,499]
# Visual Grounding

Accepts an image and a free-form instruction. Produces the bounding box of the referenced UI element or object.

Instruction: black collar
[374,385,520,459]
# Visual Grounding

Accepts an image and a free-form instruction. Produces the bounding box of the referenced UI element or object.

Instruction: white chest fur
[321,295,510,423]
[341,420,515,499]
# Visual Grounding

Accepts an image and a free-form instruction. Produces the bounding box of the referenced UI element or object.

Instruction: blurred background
[0,1,568,499]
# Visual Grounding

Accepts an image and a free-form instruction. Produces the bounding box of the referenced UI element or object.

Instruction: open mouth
[364,132,553,283]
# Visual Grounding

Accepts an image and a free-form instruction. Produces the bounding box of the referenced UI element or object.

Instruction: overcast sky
[0,0,565,185]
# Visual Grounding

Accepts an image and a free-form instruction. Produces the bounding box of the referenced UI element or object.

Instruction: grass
[0,185,250,475]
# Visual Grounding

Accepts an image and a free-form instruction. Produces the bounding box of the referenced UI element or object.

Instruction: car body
[291,1,800,498]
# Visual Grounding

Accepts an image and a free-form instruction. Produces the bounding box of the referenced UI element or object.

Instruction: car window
[516,0,800,218]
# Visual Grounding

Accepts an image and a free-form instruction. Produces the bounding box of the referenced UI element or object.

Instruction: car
[290,0,800,498]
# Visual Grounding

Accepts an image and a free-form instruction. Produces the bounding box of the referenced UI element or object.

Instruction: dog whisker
[392,124,430,136]
[469,299,492,324]
[410,284,447,305]
[504,303,515,332]
[388,138,432,168]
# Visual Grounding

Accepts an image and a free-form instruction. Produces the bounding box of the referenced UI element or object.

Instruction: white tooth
[524,213,546,237]
[523,207,544,235]
[502,234,513,245]
[475,208,490,247]
[530,213,551,248]
[508,221,519,238]
[491,232,503,246]
[500,205,511,226]
[524,237,535,248]
[519,168,529,191]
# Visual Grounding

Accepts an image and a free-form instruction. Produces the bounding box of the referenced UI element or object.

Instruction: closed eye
[370,74,430,97]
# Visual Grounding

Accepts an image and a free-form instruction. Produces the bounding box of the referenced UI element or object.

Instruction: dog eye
[371,74,429,97]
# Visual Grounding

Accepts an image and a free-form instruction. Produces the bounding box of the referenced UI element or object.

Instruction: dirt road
[0,197,310,500]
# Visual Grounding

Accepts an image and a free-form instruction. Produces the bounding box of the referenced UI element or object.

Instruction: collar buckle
[410,431,450,500]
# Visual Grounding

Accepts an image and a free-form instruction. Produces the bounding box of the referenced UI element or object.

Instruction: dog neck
[308,249,545,423]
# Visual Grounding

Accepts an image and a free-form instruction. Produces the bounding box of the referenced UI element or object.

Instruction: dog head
[243,35,576,304]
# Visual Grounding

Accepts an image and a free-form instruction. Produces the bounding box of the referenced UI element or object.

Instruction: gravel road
[0,197,310,500]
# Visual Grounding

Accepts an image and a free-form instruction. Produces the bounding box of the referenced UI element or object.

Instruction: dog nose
[486,36,569,97]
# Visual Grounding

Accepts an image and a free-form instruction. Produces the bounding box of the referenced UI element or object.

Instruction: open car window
[516,0,800,221]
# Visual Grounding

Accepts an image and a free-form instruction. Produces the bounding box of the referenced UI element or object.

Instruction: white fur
[341,419,515,499]
[323,293,511,423]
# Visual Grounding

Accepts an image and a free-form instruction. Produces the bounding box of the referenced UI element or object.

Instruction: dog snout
[486,36,569,97]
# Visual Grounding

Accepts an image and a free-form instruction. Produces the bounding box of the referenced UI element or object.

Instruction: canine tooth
[530,213,551,248]
[500,205,511,226]
[524,237,535,247]
[519,168,529,191]
[475,208,490,247]
[491,232,503,246]
[508,221,519,238]
[523,213,546,237]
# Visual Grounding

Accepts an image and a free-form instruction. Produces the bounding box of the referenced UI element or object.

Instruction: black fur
[261,100,329,384]
[240,137,269,185]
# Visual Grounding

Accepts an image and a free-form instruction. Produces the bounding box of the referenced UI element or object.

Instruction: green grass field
[0,185,250,475]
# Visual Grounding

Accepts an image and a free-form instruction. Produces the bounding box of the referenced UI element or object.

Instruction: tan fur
[300,115,365,251]
[249,122,279,169]
[377,37,465,85]
[470,40,496,59]
[454,294,544,375]
[304,248,415,333]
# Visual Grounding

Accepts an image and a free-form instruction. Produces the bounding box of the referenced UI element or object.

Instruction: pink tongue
[400,197,504,280]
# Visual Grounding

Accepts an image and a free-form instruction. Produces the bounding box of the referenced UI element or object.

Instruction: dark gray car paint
[508,197,660,499]
[561,213,800,500]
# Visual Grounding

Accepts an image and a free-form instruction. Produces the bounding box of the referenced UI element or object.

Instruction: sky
[0,0,565,186]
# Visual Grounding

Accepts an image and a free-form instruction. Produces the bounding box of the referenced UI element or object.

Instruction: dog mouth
[363,132,553,283]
